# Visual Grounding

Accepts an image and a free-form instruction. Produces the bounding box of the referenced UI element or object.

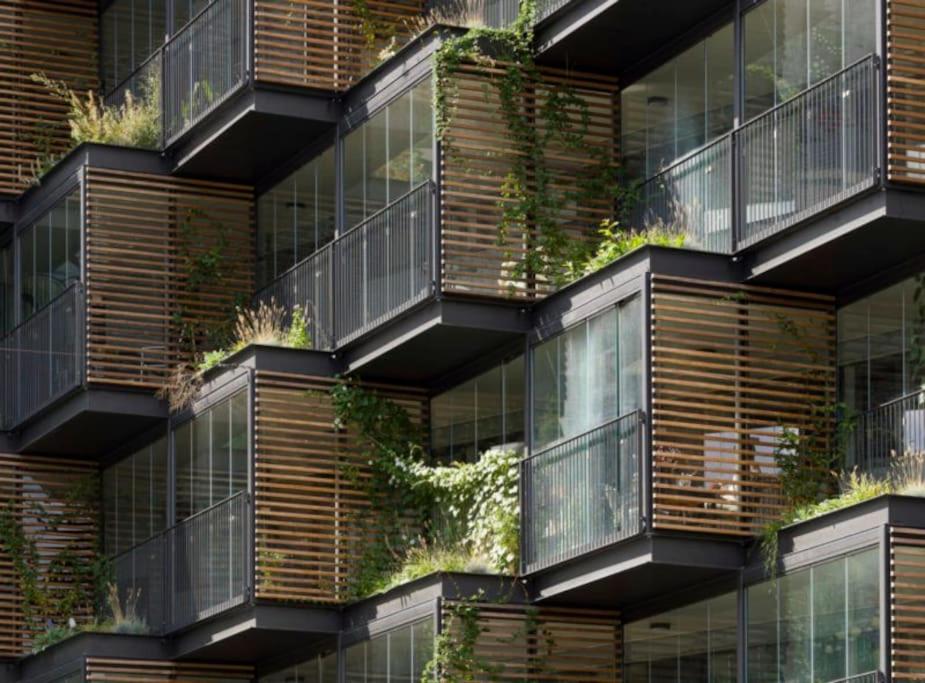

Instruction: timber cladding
[85,658,254,682]
[0,453,98,659]
[887,0,925,185]
[0,0,98,197]
[252,0,425,92]
[891,525,925,681]
[439,602,622,681]
[440,63,619,301]
[84,168,254,391]
[253,371,427,603]
[650,275,836,537]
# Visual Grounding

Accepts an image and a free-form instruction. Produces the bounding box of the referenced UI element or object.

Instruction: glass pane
[776,0,808,101]
[430,391,454,461]
[174,421,193,523]
[344,127,366,230]
[103,467,118,555]
[533,337,560,449]
[65,191,81,285]
[710,591,738,683]
[867,282,905,407]
[387,91,412,202]
[411,78,434,187]
[115,457,133,552]
[212,399,232,501]
[389,626,413,683]
[621,81,648,180]
[812,557,847,683]
[151,436,168,535]
[645,62,676,176]
[847,549,880,675]
[344,642,365,683]
[706,23,735,140]
[837,296,870,415]
[321,652,338,683]
[809,0,843,85]
[317,147,337,248]
[560,323,589,440]
[230,391,248,494]
[779,569,812,682]
[747,582,779,683]
[504,354,525,447]
[294,160,318,261]
[365,110,389,218]
[34,216,51,310]
[476,364,504,455]
[620,296,644,415]
[845,0,876,64]
[0,245,13,333]
[193,411,212,513]
[674,42,706,159]
[368,633,388,683]
[744,0,776,119]
[412,619,434,678]
[587,308,618,427]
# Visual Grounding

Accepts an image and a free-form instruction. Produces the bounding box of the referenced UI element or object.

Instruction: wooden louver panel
[84,168,254,390]
[253,0,425,92]
[253,371,427,603]
[440,602,622,681]
[891,526,925,680]
[887,0,925,185]
[651,275,836,537]
[0,0,98,196]
[440,63,619,301]
[0,453,98,659]
[85,658,254,683]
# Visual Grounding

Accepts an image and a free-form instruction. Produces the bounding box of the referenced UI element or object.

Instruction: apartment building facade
[0,0,923,681]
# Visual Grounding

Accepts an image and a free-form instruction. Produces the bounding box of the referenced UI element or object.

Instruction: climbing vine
[433,0,629,287]
[330,382,519,599]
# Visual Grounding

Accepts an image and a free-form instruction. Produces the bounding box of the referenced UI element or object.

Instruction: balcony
[847,389,925,478]
[632,55,881,256]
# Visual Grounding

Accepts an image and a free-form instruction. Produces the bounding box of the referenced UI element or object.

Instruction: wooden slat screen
[891,526,925,681]
[84,168,254,390]
[0,453,98,659]
[440,63,619,301]
[253,0,425,92]
[253,371,427,603]
[651,275,836,537]
[85,658,254,683]
[0,0,98,196]
[887,0,925,185]
[440,602,622,681]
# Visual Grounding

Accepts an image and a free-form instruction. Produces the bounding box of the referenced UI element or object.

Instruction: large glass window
[18,189,81,322]
[532,296,643,450]
[344,618,434,683]
[743,0,877,119]
[621,23,734,179]
[431,355,525,462]
[101,0,168,93]
[174,391,248,523]
[260,650,338,683]
[102,436,169,556]
[837,274,925,416]
[343,78,434,230]
[746,548,880,682]
[625,591,738,683]
[257,146,337,286]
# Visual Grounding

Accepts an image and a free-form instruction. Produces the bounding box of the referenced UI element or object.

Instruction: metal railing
[109,491,250,634]
[521,410,644,574]
[163,0,247,143]
[825,672,884,683]
[847,390,925,479]
[536,0,573,22]
[254,245,335,351]
[102,0,248,147]
[632,54,880,254]
[738,54,880,248]
[631,135,734,253]
[335,182,436,345]
[255,181,435,350]
[0,284,85,430]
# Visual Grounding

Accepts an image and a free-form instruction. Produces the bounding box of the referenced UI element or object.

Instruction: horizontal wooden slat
[892,525,925,681]
[888,0,925,184]
[85,657,254,682]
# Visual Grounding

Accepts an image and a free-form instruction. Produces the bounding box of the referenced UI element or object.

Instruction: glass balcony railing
[0,284,85,430]
[521,410,644,574]
[110,491,250,635]
[632,54,881,253]
[254,180,436,350]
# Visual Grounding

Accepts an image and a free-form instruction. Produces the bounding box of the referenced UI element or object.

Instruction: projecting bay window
[430,355,525,462]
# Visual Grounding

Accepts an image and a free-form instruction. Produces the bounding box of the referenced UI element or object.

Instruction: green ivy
[433,0,629,289]
[329,382,519,599]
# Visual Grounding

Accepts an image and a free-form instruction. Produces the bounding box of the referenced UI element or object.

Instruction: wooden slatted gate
[0,0,98,197]
[440,63,619,301]
[0,453,98,658]
[253,0,425,92]
[253,371,427,603]
[84,168,254,391]
[651,275,836,537]
[440,602,622,682]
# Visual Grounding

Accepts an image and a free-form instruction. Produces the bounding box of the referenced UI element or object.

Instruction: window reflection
[259,650,338,683]
[343,619,434,683]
